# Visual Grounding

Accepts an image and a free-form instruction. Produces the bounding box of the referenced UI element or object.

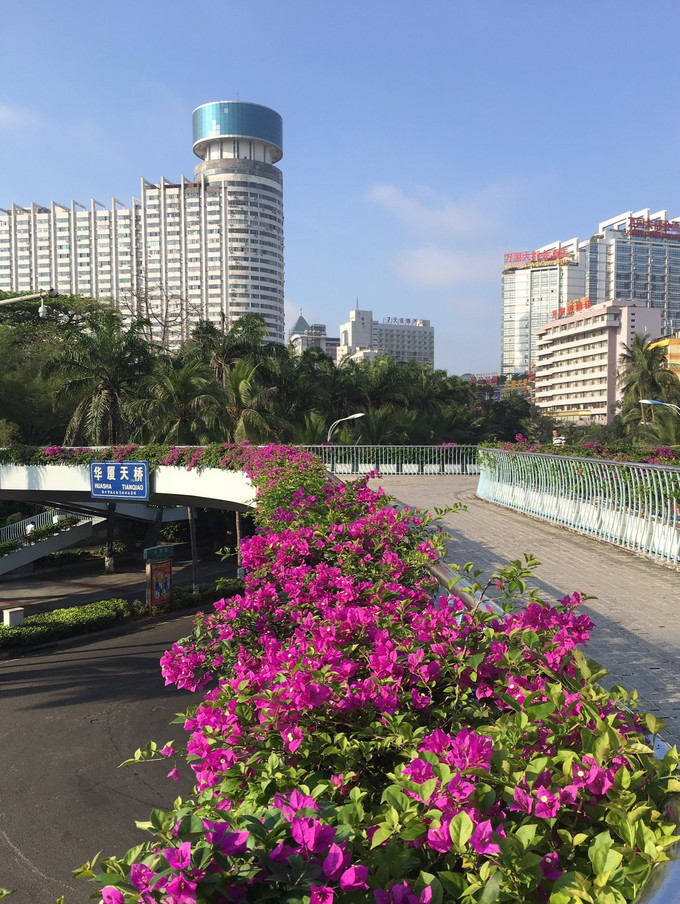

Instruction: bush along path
[0,581,243,652]
[71,445,680,904]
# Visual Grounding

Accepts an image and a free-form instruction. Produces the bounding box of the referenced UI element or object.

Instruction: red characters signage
[504,248,570,267]
[551,298,592,318]
[628,217,680,240]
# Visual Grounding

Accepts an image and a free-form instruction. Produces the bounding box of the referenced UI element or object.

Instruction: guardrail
[0,507,78,544]
[302,444,479,476]
[477,449,680,567]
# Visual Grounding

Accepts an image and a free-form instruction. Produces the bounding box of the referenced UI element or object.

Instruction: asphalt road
[0,614,199,904]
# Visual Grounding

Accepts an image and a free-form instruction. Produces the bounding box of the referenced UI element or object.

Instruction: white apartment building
[337,307,434,366]
[502,210,680,377]
[0,101,284,347]
[501,239,585,375]
[534,299,661,424]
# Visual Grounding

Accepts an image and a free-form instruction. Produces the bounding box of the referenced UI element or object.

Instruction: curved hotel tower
[0,101,285,346]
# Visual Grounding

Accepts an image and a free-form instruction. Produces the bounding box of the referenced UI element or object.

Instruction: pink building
[534,299,661,424]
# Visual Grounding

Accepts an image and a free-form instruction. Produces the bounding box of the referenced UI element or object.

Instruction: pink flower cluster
[98,446,670,903]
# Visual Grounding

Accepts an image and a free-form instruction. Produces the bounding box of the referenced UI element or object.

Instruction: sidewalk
[370,476,680,746]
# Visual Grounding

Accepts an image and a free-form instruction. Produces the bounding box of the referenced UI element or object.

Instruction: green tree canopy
[42,310,154,445]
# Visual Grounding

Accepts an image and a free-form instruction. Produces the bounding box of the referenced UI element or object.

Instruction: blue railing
[302,444,479,476]
[477,449,680,567]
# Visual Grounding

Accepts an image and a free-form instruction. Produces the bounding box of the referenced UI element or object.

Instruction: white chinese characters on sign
[89,460,150,501]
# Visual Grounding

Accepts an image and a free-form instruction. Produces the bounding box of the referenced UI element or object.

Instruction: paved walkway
[369,476,680,746]
[0,549,230,615]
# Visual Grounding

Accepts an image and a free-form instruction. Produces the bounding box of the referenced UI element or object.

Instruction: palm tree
[286,411,328,445]
[130,357,229,445]
[618,334,680,438]
[43,310,153,445]
[223,359,280,442]
[187,314,269,385]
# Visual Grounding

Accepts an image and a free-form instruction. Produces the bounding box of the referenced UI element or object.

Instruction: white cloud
[395,245,501,288]
[0,103,40,131]
[367,182,519,240]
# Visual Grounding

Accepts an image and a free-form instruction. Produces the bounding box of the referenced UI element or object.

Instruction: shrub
[0,578,244,651]
[82,446,680,904]
[0,539,21,557]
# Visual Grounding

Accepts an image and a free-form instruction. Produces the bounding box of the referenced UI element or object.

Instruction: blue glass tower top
[192,101,282,163]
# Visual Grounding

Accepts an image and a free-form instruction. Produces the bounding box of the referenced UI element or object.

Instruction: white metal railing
[0,507,81,544]
[477,449,680,567]
[303,444,479,476]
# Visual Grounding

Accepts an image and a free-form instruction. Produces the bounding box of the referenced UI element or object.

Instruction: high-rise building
[501,209,680,377]
[337,306,434,366]
[0,101,284,347]
[501,239,584,376]
[582,210,680,337]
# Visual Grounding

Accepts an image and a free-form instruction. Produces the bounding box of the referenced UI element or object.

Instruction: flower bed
[78,446,680,904]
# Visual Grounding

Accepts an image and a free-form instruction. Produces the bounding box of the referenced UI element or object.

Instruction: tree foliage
[0,300,558,447]
[617,334,680,442]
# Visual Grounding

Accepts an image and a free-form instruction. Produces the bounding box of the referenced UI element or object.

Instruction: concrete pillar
[2,608,24,627]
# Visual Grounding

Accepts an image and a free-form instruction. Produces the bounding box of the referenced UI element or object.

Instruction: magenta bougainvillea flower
[87,445,680,904]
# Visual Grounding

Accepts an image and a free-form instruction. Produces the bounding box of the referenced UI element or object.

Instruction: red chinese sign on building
[551,297,592,319]
[504,248,570,267]
[627,217,680,240]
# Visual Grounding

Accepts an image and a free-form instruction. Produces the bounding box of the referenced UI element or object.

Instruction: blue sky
[1,1,677,375]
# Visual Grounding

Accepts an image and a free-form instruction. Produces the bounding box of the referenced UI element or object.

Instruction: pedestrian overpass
[0,462,255,510]
[0,462,256,577]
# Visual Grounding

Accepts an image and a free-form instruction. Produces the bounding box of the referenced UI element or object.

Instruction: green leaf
[514,823,537,851]
[526,701,557,720]
[645,712,667,738]
[438,871,467,896]
[588,831,622,875]
[449,811,474,850]
[381,786,411,810]
[370,825,394,848]
[479,870,502,904]
[418,778,438,803]
[494,691,522,712]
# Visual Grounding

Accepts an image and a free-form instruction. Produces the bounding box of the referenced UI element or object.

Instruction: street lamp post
[0,287,58,319]
[639,399,680,423]
[327,412,365,443]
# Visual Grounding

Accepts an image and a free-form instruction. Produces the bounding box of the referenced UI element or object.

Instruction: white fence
[477,449,680,567]
[0,507,80,545]
[302,445,479,476]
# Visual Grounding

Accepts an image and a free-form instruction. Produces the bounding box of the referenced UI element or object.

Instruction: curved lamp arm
[327,412,365,443]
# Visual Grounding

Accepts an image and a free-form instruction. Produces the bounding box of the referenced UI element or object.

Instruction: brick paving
[369,476,680,746]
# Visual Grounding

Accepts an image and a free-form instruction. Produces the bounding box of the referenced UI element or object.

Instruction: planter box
[402,464,421,475]
[357,463,377,474]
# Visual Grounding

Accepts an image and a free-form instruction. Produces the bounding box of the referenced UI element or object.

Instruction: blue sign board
[90,460,150,501]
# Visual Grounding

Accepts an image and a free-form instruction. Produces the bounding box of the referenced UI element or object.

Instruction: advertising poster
[147,559,172,607]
